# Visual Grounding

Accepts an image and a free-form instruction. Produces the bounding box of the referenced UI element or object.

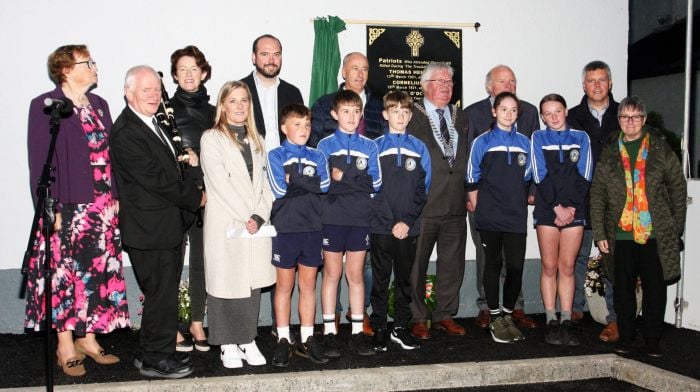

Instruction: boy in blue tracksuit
[370,91,431,352]
[317,90,381,357]
[267,104,330,366]
[466,92,532,344]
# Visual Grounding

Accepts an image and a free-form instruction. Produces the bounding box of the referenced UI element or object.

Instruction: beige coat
[200,129,275,299]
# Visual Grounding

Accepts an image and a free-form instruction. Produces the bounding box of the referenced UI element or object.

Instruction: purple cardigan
[27,86,115,205]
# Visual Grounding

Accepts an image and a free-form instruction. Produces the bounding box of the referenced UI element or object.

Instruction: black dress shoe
[645,339,663,358]
[613,341,632,355]
[140,355,193,379]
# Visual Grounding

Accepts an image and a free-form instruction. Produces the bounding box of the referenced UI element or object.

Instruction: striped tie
[436,108,454,167]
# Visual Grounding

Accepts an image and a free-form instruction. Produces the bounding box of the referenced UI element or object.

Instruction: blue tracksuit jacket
[267,140,330,232]
[371,132,432,236]
[317,129,381,227]
[466,126,532,233]
[530,128,592,225]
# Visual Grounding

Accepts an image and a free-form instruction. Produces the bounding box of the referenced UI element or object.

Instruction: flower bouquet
[388,274,437,318]
[585,255,606,297]
[178,279,191,324]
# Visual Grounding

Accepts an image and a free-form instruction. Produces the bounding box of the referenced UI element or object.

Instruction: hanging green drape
[308,16,346,106]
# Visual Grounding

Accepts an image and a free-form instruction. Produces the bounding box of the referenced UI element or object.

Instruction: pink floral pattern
[25,105,129,334]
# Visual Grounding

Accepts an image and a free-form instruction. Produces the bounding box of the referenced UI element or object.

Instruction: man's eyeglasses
[618,115,644,123]
[426,79,454,87]
[75,59,97,69]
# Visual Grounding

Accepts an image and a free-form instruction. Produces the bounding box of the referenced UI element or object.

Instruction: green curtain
[309,16,346,106]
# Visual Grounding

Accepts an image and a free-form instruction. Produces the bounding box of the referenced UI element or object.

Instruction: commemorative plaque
[366,26,463,107]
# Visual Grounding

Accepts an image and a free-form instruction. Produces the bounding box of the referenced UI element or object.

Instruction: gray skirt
[207,288,261,345]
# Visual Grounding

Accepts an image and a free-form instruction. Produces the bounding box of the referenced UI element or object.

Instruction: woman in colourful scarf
[590,96,686,357]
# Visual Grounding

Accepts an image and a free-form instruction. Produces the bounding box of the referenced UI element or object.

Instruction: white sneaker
[238,341,266,366]
[220,344,243,368]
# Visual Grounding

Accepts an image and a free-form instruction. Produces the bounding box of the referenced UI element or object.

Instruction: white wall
[665,180,700,330]
[0,0,629,271]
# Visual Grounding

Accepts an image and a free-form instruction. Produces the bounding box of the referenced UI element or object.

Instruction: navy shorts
[272,231,323,269]
[533,209,586,229]
[322,224,370,252]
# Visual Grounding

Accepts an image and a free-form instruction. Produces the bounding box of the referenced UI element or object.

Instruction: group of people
[25,35,687,380]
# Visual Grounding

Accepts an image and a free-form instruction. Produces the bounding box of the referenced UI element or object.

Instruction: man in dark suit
[407,62,469,340]
[110,65,204,379]
[568,60,619,343]
[309,52,387,147]
[463,64,540,330]
[464,65,540,139]
[241,34,303,151]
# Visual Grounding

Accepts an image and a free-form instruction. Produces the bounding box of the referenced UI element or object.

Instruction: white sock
[277,326,290,342]
[351,313,363,334]
[323,314,336,335]
[301,326,314,343]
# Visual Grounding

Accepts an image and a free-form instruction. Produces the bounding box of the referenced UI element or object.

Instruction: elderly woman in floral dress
[26,45,129,377]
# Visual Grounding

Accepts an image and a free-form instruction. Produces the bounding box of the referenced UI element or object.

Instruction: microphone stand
[20,104,66,392]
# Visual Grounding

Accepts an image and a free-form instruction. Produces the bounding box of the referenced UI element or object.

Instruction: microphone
[43,97,74,115]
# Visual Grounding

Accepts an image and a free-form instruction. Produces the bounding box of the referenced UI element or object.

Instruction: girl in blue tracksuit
[466,92,531,344]
[531,93,592,347]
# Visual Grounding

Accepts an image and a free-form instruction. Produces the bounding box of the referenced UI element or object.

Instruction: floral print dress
[25,105,130,334]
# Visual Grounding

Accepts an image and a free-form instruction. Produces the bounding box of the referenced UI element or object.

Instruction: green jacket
[590,128,687,284]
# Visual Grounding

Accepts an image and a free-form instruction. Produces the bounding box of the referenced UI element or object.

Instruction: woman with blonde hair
[200,81,275,368]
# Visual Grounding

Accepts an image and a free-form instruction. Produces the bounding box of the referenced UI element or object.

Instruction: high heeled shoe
[74,339,120,365]
[56,351,86,377]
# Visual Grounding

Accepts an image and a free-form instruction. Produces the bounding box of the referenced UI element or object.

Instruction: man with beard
[242,34,304,152]
[242,35,304,338]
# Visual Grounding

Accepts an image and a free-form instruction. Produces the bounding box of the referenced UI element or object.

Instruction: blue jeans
[573,229,616,323]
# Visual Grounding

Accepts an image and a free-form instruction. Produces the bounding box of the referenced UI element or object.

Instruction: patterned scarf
[618,132,652,244]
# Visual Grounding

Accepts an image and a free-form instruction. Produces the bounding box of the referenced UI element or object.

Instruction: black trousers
[184,221,206,322]
[613,239,666,343]
[127,246,183,363]
[370,233,416,329]
[480,230,526,311]
[410,215,467,322]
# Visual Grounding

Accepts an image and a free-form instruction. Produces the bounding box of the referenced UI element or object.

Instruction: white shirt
[129,105,176,157]
[253,71,281,152]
